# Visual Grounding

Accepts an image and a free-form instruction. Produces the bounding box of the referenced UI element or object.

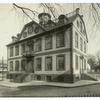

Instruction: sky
[0,3,99,59]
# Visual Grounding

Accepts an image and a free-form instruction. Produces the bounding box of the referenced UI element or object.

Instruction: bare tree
[12,3,100,23]
[12,3,100,39]
[13,3,39,21]
[13,3,62,21]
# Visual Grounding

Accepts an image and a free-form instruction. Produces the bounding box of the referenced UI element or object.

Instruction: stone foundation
[7,73,81,83]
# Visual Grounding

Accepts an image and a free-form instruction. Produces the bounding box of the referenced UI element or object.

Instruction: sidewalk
[45,80,100,88]
[0,80,45,88]
[0,80,100,88]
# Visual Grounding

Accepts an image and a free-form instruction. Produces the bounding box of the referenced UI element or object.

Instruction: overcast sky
[0,3,99,59]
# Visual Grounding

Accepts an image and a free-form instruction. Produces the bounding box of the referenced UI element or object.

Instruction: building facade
[7,8,88,83]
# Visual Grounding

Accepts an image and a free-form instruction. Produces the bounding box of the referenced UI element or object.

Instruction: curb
[0,81,100,88]
[0,84,18,88]
[44,82,100,88]
[18,82,100,88]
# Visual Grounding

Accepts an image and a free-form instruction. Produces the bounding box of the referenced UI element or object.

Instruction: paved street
[0,83,100,97]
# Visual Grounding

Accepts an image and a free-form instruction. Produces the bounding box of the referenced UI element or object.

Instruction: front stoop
[81,73,98,81]
[15,73,35,83]
[7,73,35,83]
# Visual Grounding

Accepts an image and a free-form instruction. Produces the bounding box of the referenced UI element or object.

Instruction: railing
[22,51,34,58]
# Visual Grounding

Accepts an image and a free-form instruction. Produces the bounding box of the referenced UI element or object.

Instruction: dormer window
[58,15,68,25]
[23,32,27,38]
[28,26,33,35]
[34,26,39,33]
[38,13,51,25]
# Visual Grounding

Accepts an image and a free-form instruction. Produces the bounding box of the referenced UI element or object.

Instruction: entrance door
[26,59,34,73]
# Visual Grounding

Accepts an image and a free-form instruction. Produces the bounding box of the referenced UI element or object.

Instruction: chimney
[12,36,17,42]
[76,8,80,14]
[38,13,51,25]
[17,33,21,39]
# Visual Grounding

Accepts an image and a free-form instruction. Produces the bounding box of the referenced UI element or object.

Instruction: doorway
[26,58,34,73]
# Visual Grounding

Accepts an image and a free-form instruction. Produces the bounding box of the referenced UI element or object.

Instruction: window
[10,47,14,57]
[56,55,65,71]
[77,20,79,28]
[75,32,78,48]
[84,41,86,53]
[10,61,13,71]
[21,60,26,71]
[80,37,83,51]
[23,32,27,38]
[56,32,65,48]
[35,38,42,52]
[75,55,78,70]
[45,56,52,71]
[21,43,26,54]
[45,35,52,50]
[80,21,83,33]
[15,60,19,71]
[15,45,19,56]
[27,40,34,51]
[36,58,42,71]
[34,27,39,33]
[36,75,41,80]
[28,45,33,52]
[84,59,86,70]
[28,26,33,35]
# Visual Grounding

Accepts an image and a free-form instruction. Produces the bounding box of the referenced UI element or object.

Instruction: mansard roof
[7,8,88,46]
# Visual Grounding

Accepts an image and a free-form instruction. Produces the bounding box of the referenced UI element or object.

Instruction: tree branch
[13,3,39,21]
